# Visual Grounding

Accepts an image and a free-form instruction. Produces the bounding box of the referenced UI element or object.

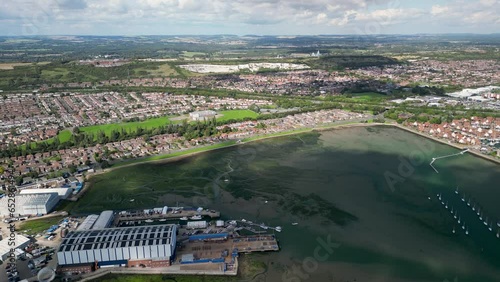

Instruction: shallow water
[80,126,500,281]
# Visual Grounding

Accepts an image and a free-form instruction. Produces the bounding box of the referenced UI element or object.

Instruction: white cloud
[0,0,498,35]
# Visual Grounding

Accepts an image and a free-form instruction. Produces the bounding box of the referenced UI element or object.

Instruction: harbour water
[81,125,500,281]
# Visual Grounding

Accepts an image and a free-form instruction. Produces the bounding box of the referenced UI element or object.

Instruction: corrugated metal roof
[58,224,176,252]
[91,210,114,230]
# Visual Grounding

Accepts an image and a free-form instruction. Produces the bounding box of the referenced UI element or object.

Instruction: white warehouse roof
[20,188,73,199]
[0,234,31,261]
[0,193,59,217]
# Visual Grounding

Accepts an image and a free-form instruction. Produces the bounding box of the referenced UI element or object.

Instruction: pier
[429,149,469,173]
[113,208,220,227]
[236,219,282,233]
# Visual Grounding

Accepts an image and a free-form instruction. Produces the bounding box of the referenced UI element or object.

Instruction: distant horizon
[1,33,500,37]
[1,0,499,36]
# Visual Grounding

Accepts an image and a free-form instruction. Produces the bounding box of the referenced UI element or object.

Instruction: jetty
[429,149,469,173]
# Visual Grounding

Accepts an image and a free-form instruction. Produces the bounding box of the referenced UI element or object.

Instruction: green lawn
[18,216,64,235]
[218,110,258,122]
[80,116,175,137]
[57,129,72,143]
[51,110,259,142]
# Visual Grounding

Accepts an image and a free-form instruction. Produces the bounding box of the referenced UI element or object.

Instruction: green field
[51,110,259,142]
[217,110,258,122]
[80,116,174,137]
[57,130,72,143]
[18,216,64,235]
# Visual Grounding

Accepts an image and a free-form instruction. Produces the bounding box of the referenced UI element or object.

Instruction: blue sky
[0,0,498,36]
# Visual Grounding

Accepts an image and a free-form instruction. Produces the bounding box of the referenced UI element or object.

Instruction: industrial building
[77,214,99,231]
[57,224,177,268]
[76,211,114,231]
[19,187,73,200]
[0,193,59,217]
[91,210,114,230]
[0,234,31,261]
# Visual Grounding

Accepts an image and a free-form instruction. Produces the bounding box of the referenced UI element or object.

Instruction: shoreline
[95,121,380,173]
[84,121,499,185]
[392,123,500,166]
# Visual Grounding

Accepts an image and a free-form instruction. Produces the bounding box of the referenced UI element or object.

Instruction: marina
[438,189,500,238]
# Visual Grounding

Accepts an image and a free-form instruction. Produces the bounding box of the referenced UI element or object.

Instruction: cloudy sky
[0,0,499,36]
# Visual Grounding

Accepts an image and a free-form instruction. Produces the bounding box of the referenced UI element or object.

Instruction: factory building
[0,193,59,217]
[77,214,99,231]
[20,187,73,200]
[91,210,114,230]
[57,224,177,268]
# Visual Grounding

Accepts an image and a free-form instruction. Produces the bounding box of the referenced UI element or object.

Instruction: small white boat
[445,202,448,209]
[488,224,493,232]
[292,222,299,226]
[191,215,202,220]
[465,228,469,235]
[497,221,500,228]
[462,224,465,230]
[159,219,167,222]
[275,226,282,232]
[455,187,459,194]
[241,219,247,222]
[145,219,154,223]
[452,227,456,234]
[458,217,461,224]
[179,217,188,220]
[130,199,135,202]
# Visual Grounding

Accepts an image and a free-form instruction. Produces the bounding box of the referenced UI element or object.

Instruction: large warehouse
[57,224,177,268]
[0,193,59,217]
[20,187,73,200]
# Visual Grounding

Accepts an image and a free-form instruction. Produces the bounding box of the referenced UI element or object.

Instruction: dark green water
[78,126,500,282]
